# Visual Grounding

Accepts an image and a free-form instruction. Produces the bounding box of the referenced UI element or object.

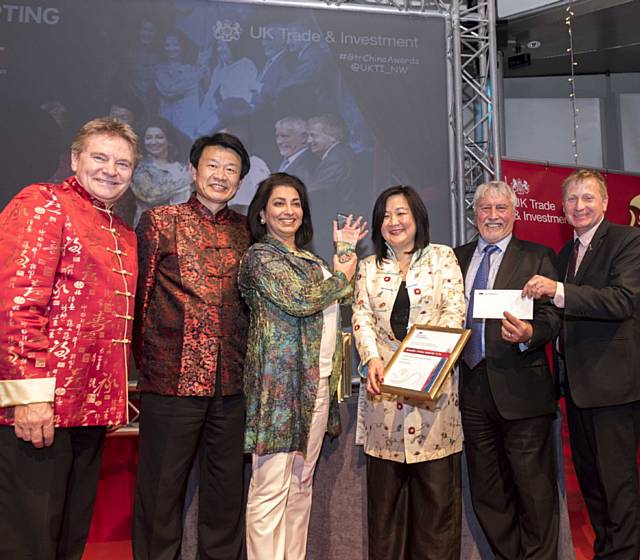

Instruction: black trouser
[0,425,106,560]
[366,452,462,560]
[564,382,640,560]
[132,391,245,560]
[461,364,559,560]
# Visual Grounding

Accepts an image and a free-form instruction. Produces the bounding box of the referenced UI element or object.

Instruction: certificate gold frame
[381,324,470,401]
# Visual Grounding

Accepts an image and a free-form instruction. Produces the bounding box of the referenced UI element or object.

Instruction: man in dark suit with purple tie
[523,169,640,560]
[455,180,561,560]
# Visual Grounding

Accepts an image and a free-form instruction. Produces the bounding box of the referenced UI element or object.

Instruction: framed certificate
[381,324,470,401]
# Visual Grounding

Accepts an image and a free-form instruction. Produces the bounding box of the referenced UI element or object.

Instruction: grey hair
[472,180,517,212]
[275,116,307,135]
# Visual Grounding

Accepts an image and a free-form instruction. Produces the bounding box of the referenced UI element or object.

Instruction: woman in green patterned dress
[239,172,365,560]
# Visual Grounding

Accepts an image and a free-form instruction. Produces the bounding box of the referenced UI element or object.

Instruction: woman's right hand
[332,214,368,244]
[333,252,357,282]
[367,357,385,396]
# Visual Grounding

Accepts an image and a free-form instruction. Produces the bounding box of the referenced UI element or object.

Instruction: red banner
[87,435,138,543]
[502,159,640,252]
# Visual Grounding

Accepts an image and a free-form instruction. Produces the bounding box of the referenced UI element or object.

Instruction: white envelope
[472,289,533,320]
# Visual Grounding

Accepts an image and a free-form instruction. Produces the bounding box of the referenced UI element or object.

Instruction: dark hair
[189,132,251,178]
[163,31,198,64]
[247,172,313,247]
[371,185,430,265]
[108,90,144,124]
[141,117,187,161]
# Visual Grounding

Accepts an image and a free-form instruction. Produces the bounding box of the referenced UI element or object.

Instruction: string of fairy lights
[565,5,579,165]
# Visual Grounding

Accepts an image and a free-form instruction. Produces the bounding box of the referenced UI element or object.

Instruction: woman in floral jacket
[239,172,364,560]
[352,185,466,560]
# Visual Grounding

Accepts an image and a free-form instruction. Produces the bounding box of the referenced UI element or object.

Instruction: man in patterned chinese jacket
[132,132,251,560]
[0,117,139,559]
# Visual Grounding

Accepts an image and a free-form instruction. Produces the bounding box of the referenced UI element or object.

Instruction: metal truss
[255,0,449,16]
[451,1,501,243]
[298,0,450,11]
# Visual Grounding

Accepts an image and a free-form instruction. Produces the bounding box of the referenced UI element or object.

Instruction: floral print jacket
[352,244,466,463]
[239,236,352,456]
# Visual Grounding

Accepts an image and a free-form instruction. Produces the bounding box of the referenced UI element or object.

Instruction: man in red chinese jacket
[0,117,139,559]
[132,132,251,560]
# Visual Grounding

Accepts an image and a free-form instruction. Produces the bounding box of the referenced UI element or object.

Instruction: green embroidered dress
[239,236,352,456]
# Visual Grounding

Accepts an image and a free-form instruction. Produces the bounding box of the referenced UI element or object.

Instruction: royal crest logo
[213,20,241,42]
[510,178,530,196]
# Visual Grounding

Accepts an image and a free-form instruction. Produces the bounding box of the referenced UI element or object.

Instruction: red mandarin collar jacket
[133,195,250,397]
[0,177,137,427]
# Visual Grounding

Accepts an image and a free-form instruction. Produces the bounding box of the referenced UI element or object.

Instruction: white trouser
[246,377,331,560]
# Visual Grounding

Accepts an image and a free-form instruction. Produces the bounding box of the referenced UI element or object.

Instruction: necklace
[398,258,411,279]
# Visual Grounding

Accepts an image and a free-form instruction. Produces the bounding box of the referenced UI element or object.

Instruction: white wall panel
[505,97,602,167]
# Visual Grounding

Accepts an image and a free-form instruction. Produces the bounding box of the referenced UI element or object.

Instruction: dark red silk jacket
[133,195,250,396]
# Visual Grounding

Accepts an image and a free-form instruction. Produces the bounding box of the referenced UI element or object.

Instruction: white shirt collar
[477,233,512,254]
[321,142,340,161]
[287,147,308,165]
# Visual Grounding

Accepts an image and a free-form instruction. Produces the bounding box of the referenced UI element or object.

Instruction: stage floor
[83,400,600,560]
[83,428,597,560]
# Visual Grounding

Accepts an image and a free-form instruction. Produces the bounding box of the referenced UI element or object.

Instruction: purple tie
[464,245,499,369]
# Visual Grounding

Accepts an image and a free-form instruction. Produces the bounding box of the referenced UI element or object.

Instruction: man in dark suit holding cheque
[523,169,640,560]
[455,180,561,560]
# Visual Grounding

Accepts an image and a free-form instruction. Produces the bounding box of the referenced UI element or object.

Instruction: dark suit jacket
[455,236,561,420]
[559,219,640,408]
[282,148,316,187]
[305,142,355,261]
[257,49,291,103]
[279,44,334,112]
[307,142,354,195]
